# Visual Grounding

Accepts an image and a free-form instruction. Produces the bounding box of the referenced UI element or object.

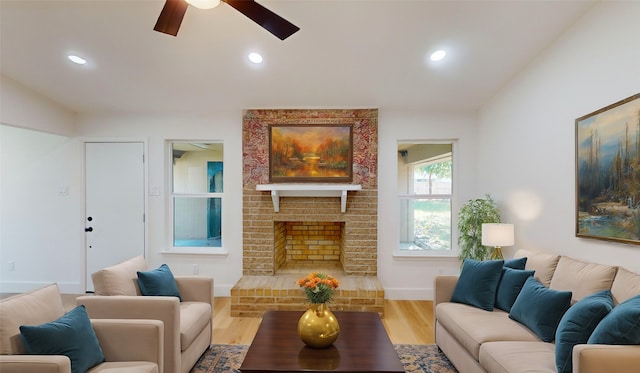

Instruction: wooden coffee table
[239,310,404,373]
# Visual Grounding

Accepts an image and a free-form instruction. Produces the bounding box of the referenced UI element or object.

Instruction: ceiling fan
[154,0,300,40]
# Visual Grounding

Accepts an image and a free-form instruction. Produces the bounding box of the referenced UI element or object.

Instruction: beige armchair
[76,256,213,373]
[0,283,163,373]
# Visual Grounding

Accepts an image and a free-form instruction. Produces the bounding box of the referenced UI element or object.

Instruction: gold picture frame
[269,124,353,183]
[576,93,640,244]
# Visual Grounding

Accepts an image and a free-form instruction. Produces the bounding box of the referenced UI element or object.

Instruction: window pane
[398,143,453,252]
[173,197,221,247]
[400,198,451,251]
[413,161,451,195]
[172,143,223,193]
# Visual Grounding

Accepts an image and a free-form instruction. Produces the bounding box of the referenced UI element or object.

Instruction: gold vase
[297,303,340,348]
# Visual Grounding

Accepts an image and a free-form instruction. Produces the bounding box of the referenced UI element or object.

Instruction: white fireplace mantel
[256,184,362,213]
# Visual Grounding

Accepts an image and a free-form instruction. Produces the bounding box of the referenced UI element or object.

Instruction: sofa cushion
[92,256,147,296]
[137,264,182,301]
[451,259,504,311]
[588,294,640,345]
[555,290,614,373]
[87,361,158,373]
[19,305,105,373]
[480,341,557,373]
[0,283,65,355]
[550,256,617,303]
[509,277,572,342]
[436,302,540,360]
[610,267,640,305]
[179,302,212,351]
[495,268,535,312]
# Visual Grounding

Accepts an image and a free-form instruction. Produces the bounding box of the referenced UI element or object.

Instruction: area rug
[191,343,458,373]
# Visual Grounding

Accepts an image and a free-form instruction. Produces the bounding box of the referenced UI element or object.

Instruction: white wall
[477,1,640,273]
[0,75,76,136]
[378,110,477,299]
[76,113,244,296]
[0,75,82,293]
[0,125,84,293]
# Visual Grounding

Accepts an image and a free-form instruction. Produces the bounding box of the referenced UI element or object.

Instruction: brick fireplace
[232,108,382,316]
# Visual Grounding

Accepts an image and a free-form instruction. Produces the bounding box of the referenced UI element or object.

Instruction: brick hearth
[230,268,384,317]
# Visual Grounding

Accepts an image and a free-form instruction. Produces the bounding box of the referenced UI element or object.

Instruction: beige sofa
[0,283,163,373]
[434,249,640,373]
[76,256,213,373]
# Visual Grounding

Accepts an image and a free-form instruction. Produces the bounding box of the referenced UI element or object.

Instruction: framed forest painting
[576,93,640,244]
[269,124,353,183]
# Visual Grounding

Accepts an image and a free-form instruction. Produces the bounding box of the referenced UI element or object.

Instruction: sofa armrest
[434,275,459,308]
[91,319,163,370]
[77,295,180,373]
[0,355,71,373]
[175,276,213,303]
[572,344,640,373]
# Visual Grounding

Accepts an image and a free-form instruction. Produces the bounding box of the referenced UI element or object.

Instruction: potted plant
[457,194,501,262]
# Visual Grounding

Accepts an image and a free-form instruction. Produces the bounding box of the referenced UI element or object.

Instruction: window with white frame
[171,142,223,248]
[398,143,453,252]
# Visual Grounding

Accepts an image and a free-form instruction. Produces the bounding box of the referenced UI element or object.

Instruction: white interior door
[85,142,145,292]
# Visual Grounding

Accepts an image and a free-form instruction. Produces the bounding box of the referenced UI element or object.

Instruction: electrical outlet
[192,264,199,275]
[8,261,15,271]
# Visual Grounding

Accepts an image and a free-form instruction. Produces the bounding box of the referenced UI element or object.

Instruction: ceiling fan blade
[223,0,300,40]
[154,0,189,36]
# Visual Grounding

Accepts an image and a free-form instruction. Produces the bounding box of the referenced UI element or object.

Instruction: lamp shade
[481,223,514,247]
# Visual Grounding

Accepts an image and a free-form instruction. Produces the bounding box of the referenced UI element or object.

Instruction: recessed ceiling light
[430,50,447,62]
[248,52,263,64]
[67,55,87,65]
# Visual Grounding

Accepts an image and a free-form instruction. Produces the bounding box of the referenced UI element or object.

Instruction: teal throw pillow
[451,259,504,311]
[19,305,105,373]
[504,257,527,270]
[509,277,572,342]
[588,294,640,345]
[137,263,182,301]
[495,268,535,312]
[555,290,614,373]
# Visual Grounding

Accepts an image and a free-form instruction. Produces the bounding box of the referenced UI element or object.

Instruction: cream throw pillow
[91,256,147,296]
[610,267,640,305]
[513,249,560,287]
[550,256,617,304]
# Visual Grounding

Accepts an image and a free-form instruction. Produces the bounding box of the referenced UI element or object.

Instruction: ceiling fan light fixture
[185,0,220,10]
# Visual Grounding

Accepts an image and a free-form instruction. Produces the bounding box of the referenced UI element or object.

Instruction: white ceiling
[0,0,595,115]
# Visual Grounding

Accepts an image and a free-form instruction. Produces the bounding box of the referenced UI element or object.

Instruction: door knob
[85,227,93,232]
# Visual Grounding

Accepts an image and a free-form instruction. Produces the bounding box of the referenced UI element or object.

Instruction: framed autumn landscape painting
[269,124,353,183]
[576,93,640,245]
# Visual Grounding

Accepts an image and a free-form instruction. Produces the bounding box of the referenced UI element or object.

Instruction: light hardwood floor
[211,297,435,345]
[53,295,434,345]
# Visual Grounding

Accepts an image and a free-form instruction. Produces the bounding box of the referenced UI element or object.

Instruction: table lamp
[481,223,514,260]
